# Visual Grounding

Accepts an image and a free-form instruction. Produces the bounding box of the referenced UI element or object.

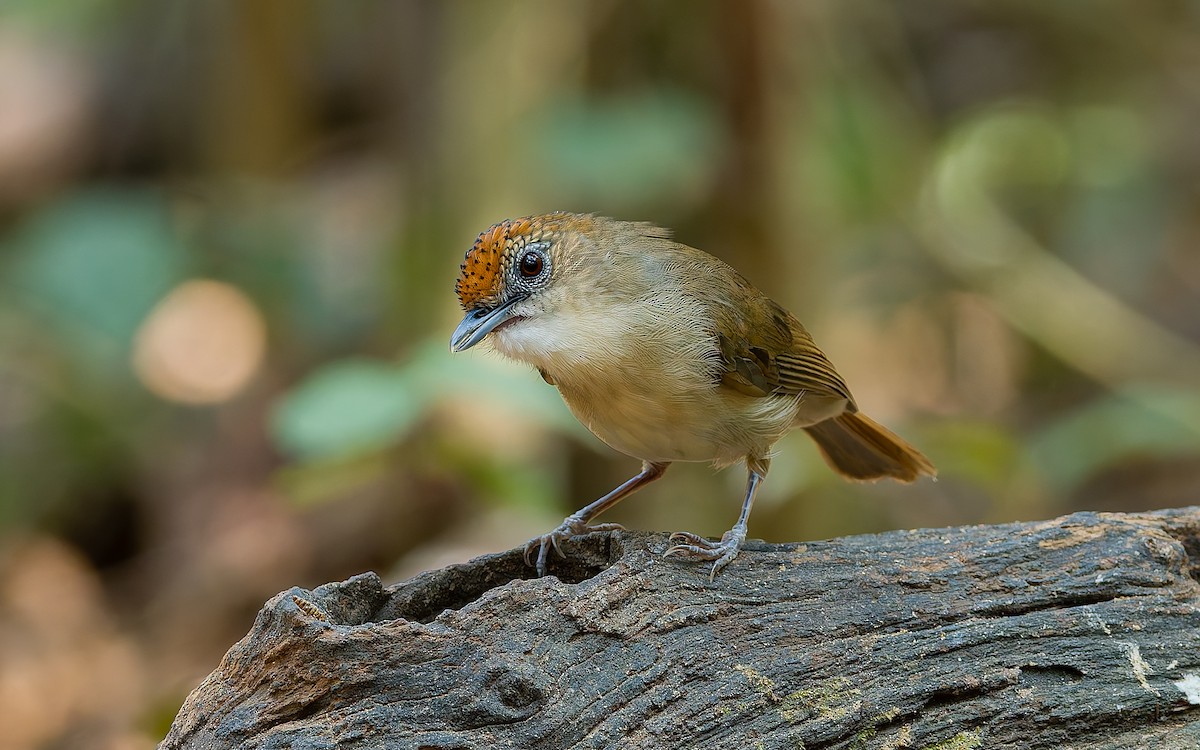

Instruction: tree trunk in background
[162,508,1200,749]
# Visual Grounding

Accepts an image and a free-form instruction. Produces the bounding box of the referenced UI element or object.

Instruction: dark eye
[519,251,544,278]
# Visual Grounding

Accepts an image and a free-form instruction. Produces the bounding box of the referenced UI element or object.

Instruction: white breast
[489,293,799,466]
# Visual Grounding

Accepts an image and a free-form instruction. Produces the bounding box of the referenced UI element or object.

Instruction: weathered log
[161,508,1200,749]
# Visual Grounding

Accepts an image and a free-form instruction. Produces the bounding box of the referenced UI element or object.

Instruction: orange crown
[455,218,533,310]
[455,214,582,310]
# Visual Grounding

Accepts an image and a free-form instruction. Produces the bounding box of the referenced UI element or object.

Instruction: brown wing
[642,236,855,407]
[713,289,854,407]
[773,327,854,402]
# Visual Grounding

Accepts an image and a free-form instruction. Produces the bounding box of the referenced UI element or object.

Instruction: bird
[450,212,935,579]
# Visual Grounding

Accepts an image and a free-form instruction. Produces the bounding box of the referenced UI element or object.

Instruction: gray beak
[450,296,525,352]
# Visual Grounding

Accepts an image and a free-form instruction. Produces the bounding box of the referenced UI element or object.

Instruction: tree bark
[161,508,1200,749]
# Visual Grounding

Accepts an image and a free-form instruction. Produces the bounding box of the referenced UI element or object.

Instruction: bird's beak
[450,295,525,352]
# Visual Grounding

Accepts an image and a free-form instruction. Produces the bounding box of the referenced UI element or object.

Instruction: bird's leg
[665,462,766,580]
[526,461,669,576]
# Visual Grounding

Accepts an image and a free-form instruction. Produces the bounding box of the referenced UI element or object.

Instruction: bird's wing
[644,237,855,405]
[713,294,854,404]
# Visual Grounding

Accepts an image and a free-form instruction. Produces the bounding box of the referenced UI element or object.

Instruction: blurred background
[1,0,1199,746]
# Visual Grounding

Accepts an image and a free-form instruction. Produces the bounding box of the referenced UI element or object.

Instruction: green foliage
[1029,386,1200,492]
[0,2,1192,545]
[271,359,420,461]
[2,4,1199,746]
[527,89,721,212]
[4,189,186,376]
[269,341,582,509]
[927,421,1023,488]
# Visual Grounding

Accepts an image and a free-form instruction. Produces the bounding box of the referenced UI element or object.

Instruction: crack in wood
[162,508,1200,750]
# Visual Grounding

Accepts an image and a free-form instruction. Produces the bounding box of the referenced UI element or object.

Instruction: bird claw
[666,531,712,548]
[663,529,746,580]
[524,518,625,576]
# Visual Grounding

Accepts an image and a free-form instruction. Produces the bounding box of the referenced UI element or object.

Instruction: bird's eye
[519,251,544,278]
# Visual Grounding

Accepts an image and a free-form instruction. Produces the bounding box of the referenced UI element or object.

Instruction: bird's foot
[524,516,625,577]
[664,528,747,580]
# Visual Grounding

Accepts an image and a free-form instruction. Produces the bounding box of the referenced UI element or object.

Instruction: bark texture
[161,508,1200,749]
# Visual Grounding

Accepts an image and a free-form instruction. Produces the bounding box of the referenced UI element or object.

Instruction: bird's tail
[803,411,935,483]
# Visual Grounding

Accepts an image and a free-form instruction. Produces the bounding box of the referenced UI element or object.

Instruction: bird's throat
[490,315,523,336]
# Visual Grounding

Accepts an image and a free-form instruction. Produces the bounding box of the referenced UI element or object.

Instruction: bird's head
[450,212,592,353]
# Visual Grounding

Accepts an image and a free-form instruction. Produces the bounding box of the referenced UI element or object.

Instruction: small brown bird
[451,213,934,578]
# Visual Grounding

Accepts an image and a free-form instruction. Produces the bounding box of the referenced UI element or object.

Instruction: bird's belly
[585,401,721,463]
[566,390,722,463]
[555,379,798,467]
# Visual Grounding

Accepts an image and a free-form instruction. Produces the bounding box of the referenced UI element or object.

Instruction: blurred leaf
[527,89,720,211]
[275,450,395,508]
[757,429,822,503]
[922,420,1022,487]
[1059,107,1164,299]
[447,447,561,514]
[0,0,127,35]
[960,105,1071,187]
[4,188,187,373]
[401,338,588,439]
[1027,385,1200,492]
[271,359,419,460]
[798,74,927,226]
[203,179,394,348]
[1068,105,1147,188]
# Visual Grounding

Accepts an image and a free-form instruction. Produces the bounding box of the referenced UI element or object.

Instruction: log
[161,508,1200,749]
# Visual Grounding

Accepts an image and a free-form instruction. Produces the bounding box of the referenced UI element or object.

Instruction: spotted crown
[454,213,577,310]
